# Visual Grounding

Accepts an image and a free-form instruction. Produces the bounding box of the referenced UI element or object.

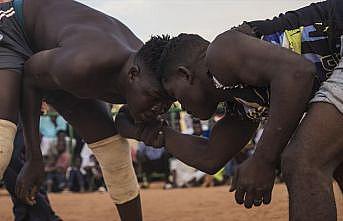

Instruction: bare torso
[24,0,142,51]
[22,0,143,101]
[15,2,146,217]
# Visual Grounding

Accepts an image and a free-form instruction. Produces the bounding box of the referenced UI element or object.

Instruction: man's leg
[47,92,142,221]
[75,170,85,192]
[0,70,20,123]
[3,126,62,221]
[0,70,20,178]
[68,170,78,192]
[162,152,171,184]
[46,173,54,193]
[282,103,343,221]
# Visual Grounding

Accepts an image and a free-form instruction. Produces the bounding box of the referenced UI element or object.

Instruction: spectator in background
[136,142,171,188]
[170,159,206,188]
[192,118,204,137]
[88,155,106,191]
[40,107,68,159]
[170,118,208,188]
[45,131,70,193]
[80,144,94,191]
[71,131,85,164]
[68,157,85,192]
[80,144,105,192]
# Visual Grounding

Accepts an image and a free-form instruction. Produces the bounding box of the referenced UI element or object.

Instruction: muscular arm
[20,49,62,163]
[206,30,315,165]
[163,116,258,174]
[16,49,73,203]
[21,74,43,162]
[20,42,122,161]
[15,57,46,205]
[23,48,143,219]
[23,38,124,98]
[17,49,81,179]
[116,106,257,174]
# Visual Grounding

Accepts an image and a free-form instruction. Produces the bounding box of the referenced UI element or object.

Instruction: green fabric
[13,0,24,28]
[213,168,224,182]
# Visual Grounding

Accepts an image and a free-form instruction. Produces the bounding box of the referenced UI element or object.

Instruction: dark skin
[116,105,258,174]
[205,30,316,208]
[0,0,20,123]
[117,27,313,174]
[2,0,169,220]
[281,103,343,221]
[206,32,342,216]
[159,30,317,208]
[116,29,343,220]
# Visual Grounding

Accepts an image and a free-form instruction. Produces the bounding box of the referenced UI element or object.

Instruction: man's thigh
[284,102,343,171]
[46,91,117,143]
[0,69,21,123]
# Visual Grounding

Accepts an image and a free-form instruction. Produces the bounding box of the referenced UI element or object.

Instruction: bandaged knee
[89,135,139,204]
[0,119,16,179]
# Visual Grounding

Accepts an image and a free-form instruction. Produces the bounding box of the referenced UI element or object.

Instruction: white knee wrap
[0,119,16,179]
[89,135,139,204]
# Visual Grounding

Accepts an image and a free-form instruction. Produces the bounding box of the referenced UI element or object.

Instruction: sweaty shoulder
[26,0,142,52]
[206,29,312,87]
[206,30,244,85]
[59,32,130,74]
[206,30,273,86]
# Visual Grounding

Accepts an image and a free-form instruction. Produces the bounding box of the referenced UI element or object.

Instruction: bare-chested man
[0,0,171,220]
[116,1,343,221]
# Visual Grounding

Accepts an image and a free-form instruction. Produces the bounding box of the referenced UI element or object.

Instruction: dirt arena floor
[0,183,342,221]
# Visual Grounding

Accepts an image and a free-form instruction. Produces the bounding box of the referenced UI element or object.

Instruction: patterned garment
[220,0,343,122]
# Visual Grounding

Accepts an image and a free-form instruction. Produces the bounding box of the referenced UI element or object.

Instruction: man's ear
[177,66,194,84]
[128,65,140,83]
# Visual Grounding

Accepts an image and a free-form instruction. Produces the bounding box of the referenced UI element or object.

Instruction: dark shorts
[0,0,32,73]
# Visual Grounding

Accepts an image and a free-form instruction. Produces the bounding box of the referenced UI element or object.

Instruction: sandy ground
[0,184,342,221]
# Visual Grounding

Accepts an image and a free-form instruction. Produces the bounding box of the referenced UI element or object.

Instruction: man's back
[23,0,142,54]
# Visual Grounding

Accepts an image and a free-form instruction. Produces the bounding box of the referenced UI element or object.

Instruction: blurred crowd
[131,109,279,190]
[1,102,283,194]
[37,103,106,193]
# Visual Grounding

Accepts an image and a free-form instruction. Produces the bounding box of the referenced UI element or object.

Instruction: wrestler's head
[159,34,219,120]
[125,35,174,122]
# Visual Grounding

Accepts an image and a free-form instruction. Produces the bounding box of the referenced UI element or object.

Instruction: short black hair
[137,35,171,80]
[158,33,209,81]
